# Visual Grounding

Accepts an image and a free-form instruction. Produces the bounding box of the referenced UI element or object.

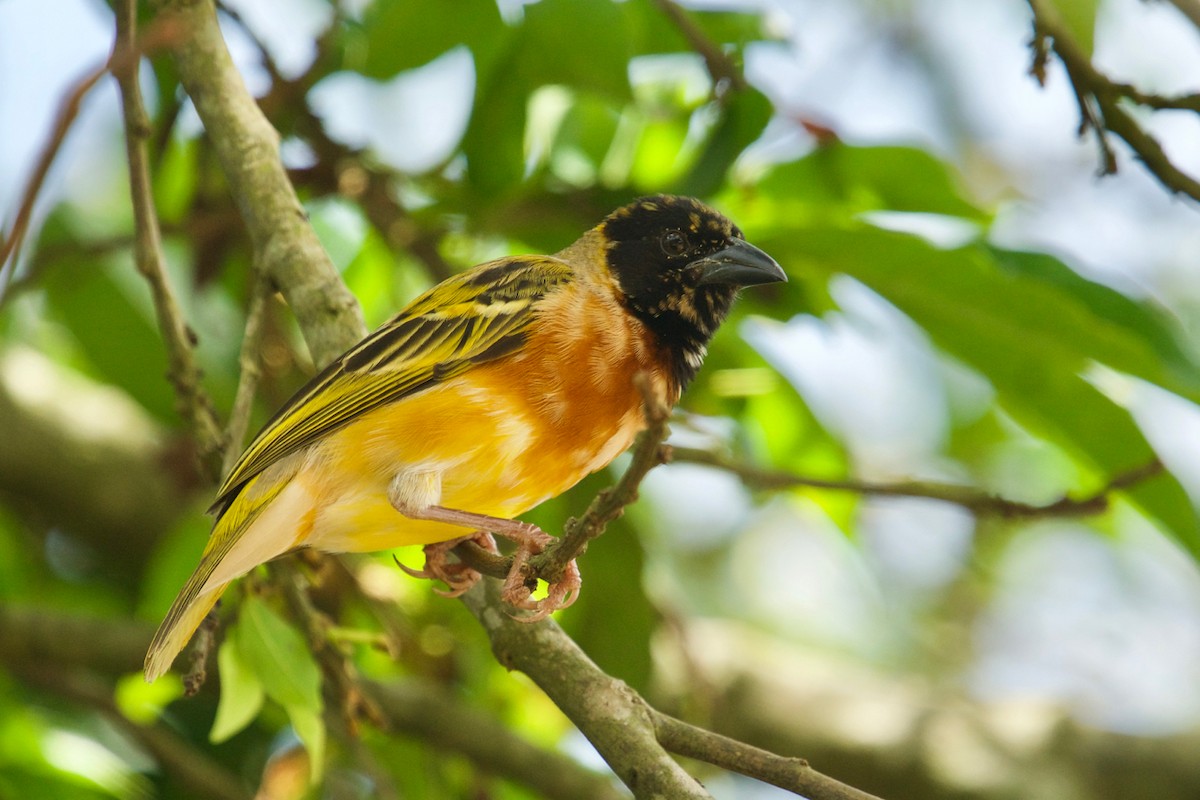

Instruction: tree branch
[670,445,1163,520]
[651,711,884,800]
[156,0,367,364]
[462,580,713,799]
[364,679,629,800]
[1028,0,1200,200]
[114,0,224,473]
[651,0,746,94]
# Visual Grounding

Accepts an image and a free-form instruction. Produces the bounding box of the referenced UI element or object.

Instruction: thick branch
[364,679,628,800]
[157,0,366,362]
[461,580,712,799]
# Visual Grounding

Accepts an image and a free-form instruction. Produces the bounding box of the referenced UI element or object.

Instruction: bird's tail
[143,577,228,682]
[144,470,299,682]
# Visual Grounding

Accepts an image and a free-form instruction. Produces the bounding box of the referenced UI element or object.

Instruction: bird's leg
[395,531,497,598]
[387,484,581,619]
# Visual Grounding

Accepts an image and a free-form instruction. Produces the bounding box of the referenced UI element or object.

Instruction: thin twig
[449,373,674,586]
[651,709,885,800]
[1028,0,1200,199]
[670,445,1163,519]
[533,373,673,582]
[181,604,220,697]
[0,18,182,303]
[113,0,224,472]
[651,0,746,94]
[222,273,272,476]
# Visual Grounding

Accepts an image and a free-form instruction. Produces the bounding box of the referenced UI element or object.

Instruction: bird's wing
[212,256,576,513]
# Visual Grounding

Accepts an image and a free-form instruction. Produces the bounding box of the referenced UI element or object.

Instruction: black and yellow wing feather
[212,256,576,515]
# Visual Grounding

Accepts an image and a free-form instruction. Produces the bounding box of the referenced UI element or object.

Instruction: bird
[144,194,785,682]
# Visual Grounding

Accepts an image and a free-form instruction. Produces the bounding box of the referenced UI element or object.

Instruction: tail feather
[144,580,227,682]
[144,467,301,682]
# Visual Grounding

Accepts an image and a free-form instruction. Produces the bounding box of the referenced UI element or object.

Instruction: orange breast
[298,279,676,553]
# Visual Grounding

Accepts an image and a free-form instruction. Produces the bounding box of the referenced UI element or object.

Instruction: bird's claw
[498,529,582,622]
[397,532,497,598]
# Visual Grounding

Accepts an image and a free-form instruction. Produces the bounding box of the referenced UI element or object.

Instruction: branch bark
[157,0,366,364]
[461,580,713,800]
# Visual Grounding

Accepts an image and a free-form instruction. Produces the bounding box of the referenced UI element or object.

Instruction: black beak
[692,239,787,287]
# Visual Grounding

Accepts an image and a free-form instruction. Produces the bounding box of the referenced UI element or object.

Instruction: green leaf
[285,703,327,785]
[153,136,199,226]
[41,258,178,422]
[989,246,1196,380]
[356,0,505,80]
[462,55,530,195]
[766,223,1200,553]
[519,0,632,102]
[680,88,773,197]
[115,672,183,725]
[234,596,326,781]
[1045,0,1097,57]
[625,1,770,57]
[234,596,322,713]
[210,638,265,743]
[755,144,988,221]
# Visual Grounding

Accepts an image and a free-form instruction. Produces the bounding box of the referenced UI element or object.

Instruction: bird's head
[599,195,785,387]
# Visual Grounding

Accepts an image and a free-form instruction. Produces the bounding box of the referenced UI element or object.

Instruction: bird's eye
[660,230,689,257]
